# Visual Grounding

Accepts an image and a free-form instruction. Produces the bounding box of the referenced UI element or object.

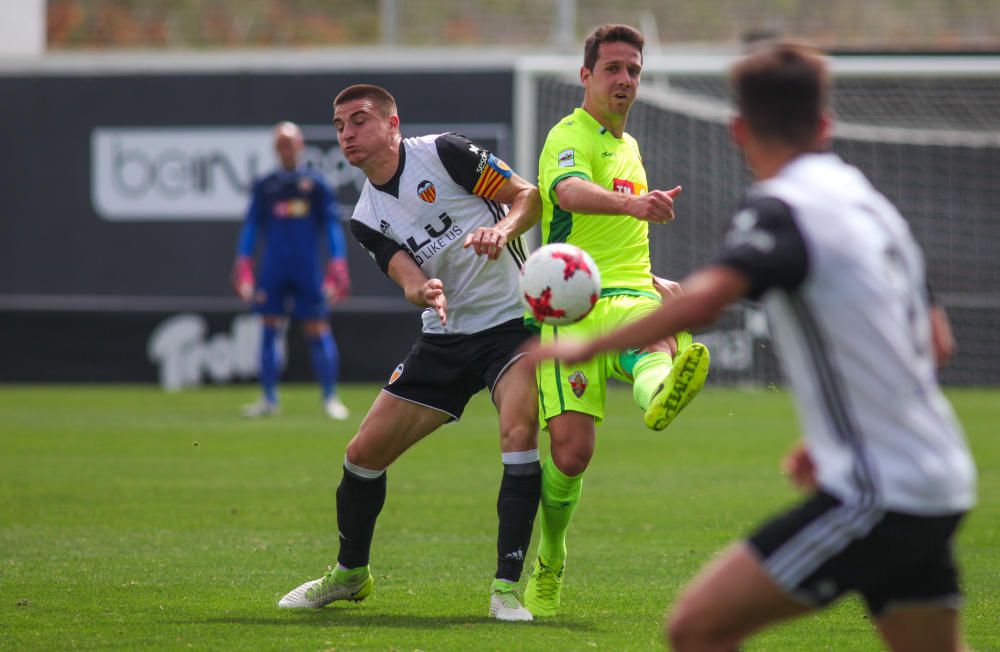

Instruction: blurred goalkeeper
[232,121,351,420]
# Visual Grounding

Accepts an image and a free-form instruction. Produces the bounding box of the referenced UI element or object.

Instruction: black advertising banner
[0,308,418,384]
[0,68,513,300]
[0,65,514,384]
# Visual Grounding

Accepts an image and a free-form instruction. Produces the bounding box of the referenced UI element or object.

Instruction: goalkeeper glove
[233,256,255,301]
[323,258,351,303]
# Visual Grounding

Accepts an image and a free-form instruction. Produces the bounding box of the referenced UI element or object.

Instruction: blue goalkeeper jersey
[236,167,346,278]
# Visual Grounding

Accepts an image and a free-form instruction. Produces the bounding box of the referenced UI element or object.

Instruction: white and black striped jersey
[350,134,529,334]
[716,152,976,515]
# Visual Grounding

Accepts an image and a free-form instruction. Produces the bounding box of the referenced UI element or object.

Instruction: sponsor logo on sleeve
[475,150,490,173]
[612,178,648,195]
[558,149,575,167]
[724,208,775,252]
[613,178,636,194]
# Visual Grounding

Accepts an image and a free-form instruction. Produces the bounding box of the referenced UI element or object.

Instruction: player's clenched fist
[424,279,448,326]
[408,278,448,326]
[627,185,682,223]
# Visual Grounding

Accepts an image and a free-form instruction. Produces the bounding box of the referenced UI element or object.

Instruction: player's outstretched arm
[463,173,541,260]
[554,176,682,224]
[929,304,955,369]
[526,265,747,365]
[387,250,448,326]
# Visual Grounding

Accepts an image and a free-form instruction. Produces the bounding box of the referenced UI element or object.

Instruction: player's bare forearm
[529,265,749,362]
[554,176,631,215]
[387,251,431,304]
[387,250,447,324]
[494,175,541,241]
[555,176,682,223]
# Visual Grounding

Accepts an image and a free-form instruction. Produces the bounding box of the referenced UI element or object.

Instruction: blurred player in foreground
[278,85,542,621]
[528,42,976,651]
[524,23,710,617]
[233,122,351,420]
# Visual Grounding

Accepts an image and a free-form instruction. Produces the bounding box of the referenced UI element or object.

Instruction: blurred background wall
[2,1,998,388]
[43,0,1000,52]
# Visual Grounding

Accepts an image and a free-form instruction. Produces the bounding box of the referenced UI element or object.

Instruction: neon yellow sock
[537,457,583,566]
[632,351,673,411]
[675,329,693,354]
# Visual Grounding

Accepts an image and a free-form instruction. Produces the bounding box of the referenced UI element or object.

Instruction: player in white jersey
[278,85,542,621]
[527,43,976,651]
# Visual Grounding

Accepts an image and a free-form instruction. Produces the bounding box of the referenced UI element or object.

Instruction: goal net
[518,54,1000,385]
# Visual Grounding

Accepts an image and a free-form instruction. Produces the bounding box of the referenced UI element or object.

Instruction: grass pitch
[1,384,997,651]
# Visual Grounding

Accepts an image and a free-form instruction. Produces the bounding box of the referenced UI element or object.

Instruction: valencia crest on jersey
[417,180,436,203]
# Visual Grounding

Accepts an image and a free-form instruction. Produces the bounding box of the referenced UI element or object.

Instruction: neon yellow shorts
[536,292,661,428]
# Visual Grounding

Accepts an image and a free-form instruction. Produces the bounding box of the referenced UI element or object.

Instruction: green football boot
[644,342,710,431]
[524,557,565,617]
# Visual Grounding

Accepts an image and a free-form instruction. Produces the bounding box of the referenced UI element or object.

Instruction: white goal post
[514,52,1000,385]
[514,52,1000,181]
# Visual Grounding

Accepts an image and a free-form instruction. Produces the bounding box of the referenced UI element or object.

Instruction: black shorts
[748,491,966,617]
[382,318,532,421]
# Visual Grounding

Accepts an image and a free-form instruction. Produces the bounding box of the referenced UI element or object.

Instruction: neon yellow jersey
[537,107,655,295]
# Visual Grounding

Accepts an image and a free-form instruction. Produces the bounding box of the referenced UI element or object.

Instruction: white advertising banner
[91,127,275,221]
[90,123,507,221]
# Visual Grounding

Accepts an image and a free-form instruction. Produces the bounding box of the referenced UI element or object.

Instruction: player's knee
[344,439,363,466]
[551,444,592,476]
[500,420,538,451]
[344,435,377,470]
[666,602,731,652]
[666,605,703,652]
[303,320,328,337]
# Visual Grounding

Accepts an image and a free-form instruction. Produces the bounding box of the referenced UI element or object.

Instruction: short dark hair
[333,84,398,117]
[730,42,829,147]
[583,24,644,71]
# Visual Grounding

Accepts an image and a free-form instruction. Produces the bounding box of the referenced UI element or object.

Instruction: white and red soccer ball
[520,243,601,326]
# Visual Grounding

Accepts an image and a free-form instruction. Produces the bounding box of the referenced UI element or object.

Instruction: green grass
[1,385,997,651]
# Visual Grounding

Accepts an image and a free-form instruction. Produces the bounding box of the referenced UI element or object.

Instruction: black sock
[336,466,386,569]
[496,460,541,582]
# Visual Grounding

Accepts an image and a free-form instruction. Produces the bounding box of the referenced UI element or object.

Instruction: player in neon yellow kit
[525,23,710,617]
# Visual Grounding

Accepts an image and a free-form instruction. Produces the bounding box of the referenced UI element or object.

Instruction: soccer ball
[520,243,601,326]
